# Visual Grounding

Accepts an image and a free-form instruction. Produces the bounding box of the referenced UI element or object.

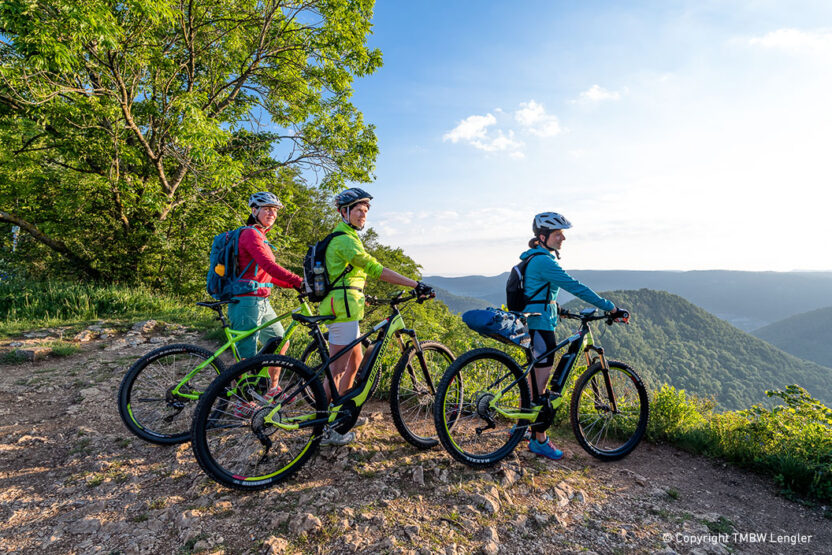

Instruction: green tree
[0,0,380,288]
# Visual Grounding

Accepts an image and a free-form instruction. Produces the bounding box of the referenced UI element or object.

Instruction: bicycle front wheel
[434,348,530,468]
[191,354,327,491]
[118,344,225,445]
[570,360,649,461]
[390,341,456,449]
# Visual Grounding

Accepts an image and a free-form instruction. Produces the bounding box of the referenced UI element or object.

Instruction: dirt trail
[0,328,829,554]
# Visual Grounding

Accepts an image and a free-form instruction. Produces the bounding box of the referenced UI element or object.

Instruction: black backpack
[505,253,549,312]
[301,232,351,302]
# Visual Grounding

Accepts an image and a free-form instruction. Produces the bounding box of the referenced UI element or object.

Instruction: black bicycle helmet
[334,188,373,209]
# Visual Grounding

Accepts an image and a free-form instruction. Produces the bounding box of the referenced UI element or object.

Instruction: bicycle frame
[263,292,422,430]
[488,309,611,422]
[168,299,316,401]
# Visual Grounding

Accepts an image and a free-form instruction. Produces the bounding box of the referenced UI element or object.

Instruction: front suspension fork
[585,345,618,413]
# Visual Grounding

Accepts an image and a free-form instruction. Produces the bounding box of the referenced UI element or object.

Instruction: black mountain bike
[190,290,456,490]
[433,308,649,468]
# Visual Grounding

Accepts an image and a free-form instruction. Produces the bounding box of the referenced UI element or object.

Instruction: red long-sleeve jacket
[236,227,302,297]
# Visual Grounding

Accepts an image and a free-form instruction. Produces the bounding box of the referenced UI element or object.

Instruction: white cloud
[443,100,563,156]
[514,100,562,137]
[577,84,622,102]
[471,130,523,152]
[443,114,496,143]
[443,112,524,154]
[748,28,832,55]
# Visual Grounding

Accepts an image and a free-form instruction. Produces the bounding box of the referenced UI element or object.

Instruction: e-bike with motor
[433,307,649,468]
[190,289,458,491]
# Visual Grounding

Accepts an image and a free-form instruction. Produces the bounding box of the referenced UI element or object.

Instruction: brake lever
[416,291,436,304]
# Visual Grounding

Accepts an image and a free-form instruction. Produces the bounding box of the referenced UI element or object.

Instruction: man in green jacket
[318,188,432,446]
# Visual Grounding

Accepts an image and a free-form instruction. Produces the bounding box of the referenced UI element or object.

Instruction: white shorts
[327,321,361,345]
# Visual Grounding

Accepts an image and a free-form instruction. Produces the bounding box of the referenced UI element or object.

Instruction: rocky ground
[0,323,829,554]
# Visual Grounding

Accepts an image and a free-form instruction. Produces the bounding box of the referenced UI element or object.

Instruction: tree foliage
[0,0,380,286]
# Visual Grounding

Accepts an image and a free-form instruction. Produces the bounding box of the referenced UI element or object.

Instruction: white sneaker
[320,429,356,446]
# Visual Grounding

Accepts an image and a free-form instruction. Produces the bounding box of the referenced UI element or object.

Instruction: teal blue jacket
[520,246,614,331]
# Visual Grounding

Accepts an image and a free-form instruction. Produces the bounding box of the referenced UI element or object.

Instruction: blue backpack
[462,308,530,348]
[206,226,274,300]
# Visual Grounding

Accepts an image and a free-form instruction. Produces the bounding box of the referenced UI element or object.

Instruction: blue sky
[343,1,832,276]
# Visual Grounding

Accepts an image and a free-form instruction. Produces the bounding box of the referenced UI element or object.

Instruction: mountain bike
[190,290,457,491]
[433,307,649,468]
[117,297,326,445]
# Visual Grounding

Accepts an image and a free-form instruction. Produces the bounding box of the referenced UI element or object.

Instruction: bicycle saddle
[292,313,336,325]
[196,300,237,309]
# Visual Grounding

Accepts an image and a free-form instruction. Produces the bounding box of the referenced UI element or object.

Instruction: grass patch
[0,279,215,338]
[85,460,131,488]
[69,437,92,456]
[147,498,166,510]
[44,340,81,357]
[178,533,208,555]
[0,351,27,364]
[704,516,734,534]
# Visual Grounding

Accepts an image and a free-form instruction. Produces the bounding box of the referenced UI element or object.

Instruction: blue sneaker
[529,436,563,460]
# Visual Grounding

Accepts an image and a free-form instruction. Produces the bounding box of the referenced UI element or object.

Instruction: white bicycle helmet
[248,191,283,209]
[533,212,572,236]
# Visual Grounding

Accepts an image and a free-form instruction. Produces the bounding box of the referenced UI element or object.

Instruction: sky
[343,1,832,276]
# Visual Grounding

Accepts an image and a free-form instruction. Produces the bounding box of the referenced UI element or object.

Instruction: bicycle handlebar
[558,308,630,326]
[366,288,434,307]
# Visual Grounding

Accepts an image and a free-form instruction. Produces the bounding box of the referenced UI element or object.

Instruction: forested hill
[562,289,832,411]
[428,286,490,314]
[426,270,832,330]
[752,306,832,368]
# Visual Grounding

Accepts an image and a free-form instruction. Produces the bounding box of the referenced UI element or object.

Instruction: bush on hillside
[643,383,831,502]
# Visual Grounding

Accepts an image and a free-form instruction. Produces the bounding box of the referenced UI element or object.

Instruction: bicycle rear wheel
[570,360,649,461]
[118,344,225,445]
[434,348,530,468]
[390,341,456,449]
[191,354,326,491]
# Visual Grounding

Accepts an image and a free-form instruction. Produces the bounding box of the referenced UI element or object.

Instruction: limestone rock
[289,513,322,536]
[264,535,289,554]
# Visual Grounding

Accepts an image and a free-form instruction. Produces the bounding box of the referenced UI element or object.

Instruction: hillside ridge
[752,306,832,368]
[426,270,832,330]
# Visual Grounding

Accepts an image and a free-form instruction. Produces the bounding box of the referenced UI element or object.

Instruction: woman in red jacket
[228,192,303,400]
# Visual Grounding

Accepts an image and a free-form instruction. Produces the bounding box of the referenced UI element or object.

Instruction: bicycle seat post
[215,306,229,328]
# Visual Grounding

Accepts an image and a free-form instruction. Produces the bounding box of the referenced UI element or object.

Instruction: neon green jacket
[318,222,384,323]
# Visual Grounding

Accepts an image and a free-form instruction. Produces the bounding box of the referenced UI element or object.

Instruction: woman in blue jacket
[521,212,627,460]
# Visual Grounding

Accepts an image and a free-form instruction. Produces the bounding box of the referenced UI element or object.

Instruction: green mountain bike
[190,290,457,491]
[117,297,325,445]
[433,308,649,468]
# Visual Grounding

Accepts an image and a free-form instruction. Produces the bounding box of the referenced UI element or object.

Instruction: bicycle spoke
[435,349,530,467]
[119,345,224,444]
[192,355,326,489]
[570,361,648,461]
[391,342,455,448]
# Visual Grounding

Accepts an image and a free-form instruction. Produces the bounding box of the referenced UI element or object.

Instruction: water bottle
[313,262,326,297]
